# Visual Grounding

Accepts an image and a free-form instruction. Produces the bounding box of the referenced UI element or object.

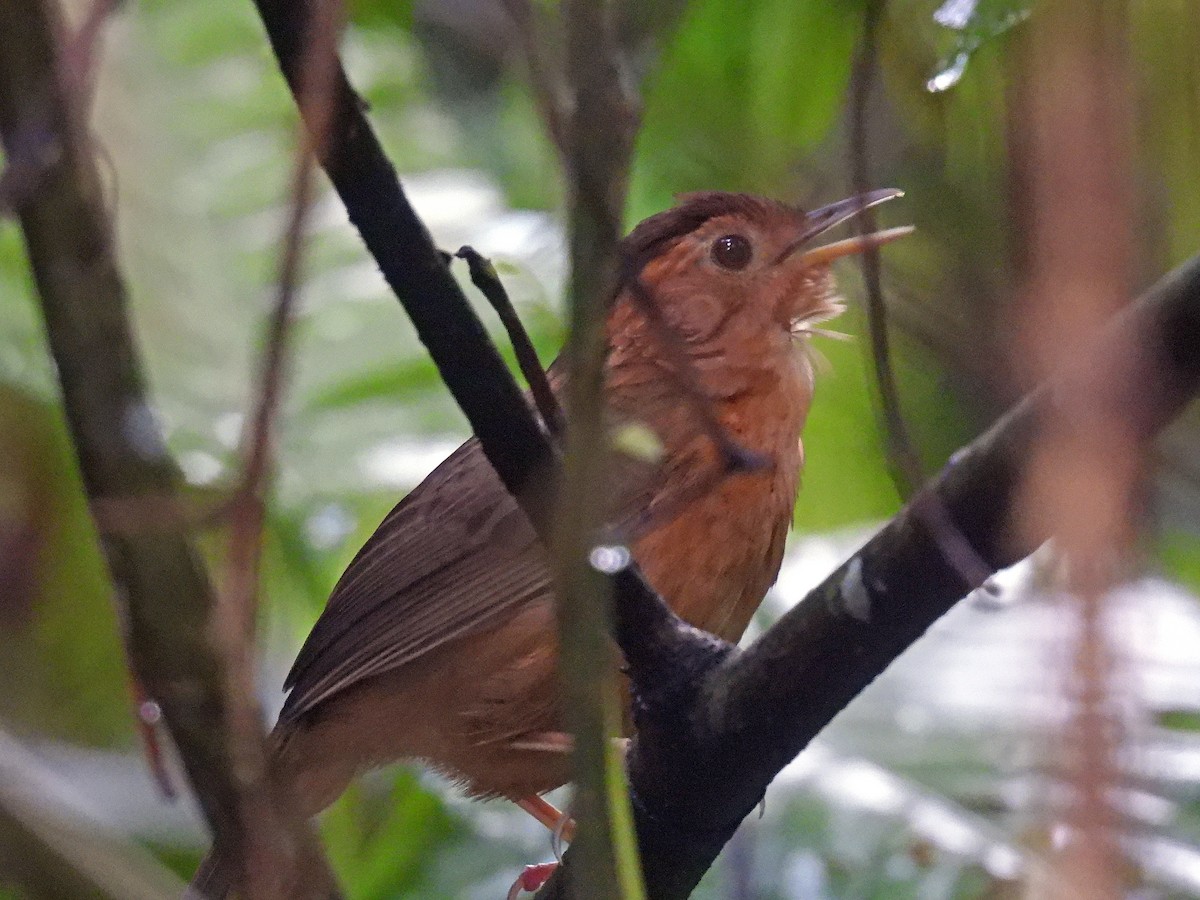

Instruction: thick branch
[0,2,335,897]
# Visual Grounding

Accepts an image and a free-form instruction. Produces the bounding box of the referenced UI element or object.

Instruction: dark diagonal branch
[252,0,560,527]
[0,2,336,898]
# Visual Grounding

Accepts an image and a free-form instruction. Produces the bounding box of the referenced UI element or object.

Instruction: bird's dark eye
[711,234,752,270]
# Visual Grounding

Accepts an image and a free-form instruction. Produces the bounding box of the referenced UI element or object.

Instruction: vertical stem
[847,0,924,500]
[555,0,641,896]
[1011,2,1136,896]
[215,2,345,895]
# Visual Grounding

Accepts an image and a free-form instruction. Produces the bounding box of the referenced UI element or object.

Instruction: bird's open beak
[775,188,914,267]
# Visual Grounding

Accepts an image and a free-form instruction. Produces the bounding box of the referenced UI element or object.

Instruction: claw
[551,811,570,862]
[506,862,558,899]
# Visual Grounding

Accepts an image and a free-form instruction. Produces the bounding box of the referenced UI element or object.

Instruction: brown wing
[277,431,705,727]
[279,437,553,723]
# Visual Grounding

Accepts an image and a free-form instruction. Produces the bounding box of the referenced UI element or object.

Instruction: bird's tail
[185,724,354,899]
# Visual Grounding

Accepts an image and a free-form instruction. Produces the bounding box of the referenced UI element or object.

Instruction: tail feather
[187,725,353,899]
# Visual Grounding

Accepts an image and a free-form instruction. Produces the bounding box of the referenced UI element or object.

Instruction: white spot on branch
[589,544,630,574]
[839,557,873,623]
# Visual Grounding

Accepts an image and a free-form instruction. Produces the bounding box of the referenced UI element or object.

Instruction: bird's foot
[506,862,558,899]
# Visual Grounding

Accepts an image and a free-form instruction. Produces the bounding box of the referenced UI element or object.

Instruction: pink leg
[516,795,576,843]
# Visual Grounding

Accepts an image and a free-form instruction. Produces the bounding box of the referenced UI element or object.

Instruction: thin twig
[108,576,176,800]
[846,1,994,589]
[129,682,175,799]
[499,0,568,159]
[213,0,347,895]
[220,0,341,658]
[455,245,564,436]
[623,271,769,473]
[848,0,924,498]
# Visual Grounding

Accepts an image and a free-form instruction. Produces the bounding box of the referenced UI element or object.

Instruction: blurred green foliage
[630,0,863,212]
[0,387,128,746]
[4,0,1200,896]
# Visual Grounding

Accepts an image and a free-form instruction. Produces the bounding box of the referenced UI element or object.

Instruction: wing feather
[280,438,551,722]
[280,399,709,724]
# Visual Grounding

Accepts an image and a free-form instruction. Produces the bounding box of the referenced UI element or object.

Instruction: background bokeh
[3,0,1200,896]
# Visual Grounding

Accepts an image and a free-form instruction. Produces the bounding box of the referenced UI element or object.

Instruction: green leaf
[1156,529,1200,596]
[307,358,444,411]
[611,422,665,464]
[631,0,864,217]
[793,325,970,531]
[320,770,454,900]
[346,0,415,29]
[1157,709,1200,733]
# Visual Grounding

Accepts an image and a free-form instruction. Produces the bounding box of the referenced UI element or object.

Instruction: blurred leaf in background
[0,386,128,746]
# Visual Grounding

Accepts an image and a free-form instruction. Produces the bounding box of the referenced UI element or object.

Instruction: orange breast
[628,361,808,643]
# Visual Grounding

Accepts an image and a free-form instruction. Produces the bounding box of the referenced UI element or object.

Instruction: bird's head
[617,190,911,360]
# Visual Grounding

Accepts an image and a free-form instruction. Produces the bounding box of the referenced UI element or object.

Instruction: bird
[191,189,908,897]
